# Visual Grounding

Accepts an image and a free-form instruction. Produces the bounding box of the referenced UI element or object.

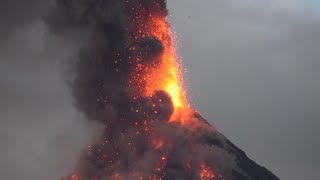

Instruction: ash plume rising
[48,0,279,179]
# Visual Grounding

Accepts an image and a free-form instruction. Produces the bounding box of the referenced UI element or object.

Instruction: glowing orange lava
[144,16,187,109]
[129,3,189,124]
[200,164,216,180]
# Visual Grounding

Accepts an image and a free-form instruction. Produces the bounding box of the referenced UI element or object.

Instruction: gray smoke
[0,0,102,179]
[47,0,238,179]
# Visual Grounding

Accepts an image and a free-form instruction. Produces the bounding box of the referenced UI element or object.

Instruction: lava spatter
[48,1,279,180]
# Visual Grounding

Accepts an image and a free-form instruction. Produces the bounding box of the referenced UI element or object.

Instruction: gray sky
[0,0,319,179]
[168,0,320,179]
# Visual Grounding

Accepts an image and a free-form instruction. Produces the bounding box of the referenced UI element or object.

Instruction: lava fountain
[48,0,280,180]
[126,0,189,123]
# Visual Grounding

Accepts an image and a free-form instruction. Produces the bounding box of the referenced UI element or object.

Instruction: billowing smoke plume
[47,0,278,180]
[48,0,172,124]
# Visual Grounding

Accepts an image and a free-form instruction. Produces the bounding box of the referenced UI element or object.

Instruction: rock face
[64,112,279,180]
[226,139,279,180]
[196,114,279,180]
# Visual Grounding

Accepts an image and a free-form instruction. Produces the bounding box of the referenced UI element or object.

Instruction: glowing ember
[153,138,164,150]
[200,164,224,180]
[128,1,189,123]
[142,16,187,109]
[56,1,224,180]
[200,164,215,180]
[66,173,81,180]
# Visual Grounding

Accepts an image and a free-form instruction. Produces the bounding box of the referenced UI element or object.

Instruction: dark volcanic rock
[196,113,279,180]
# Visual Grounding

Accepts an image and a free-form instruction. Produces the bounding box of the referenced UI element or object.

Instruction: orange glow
[67,173,81,180]
[144,16,187,108]
[111,173,124,180]
[153,138,164,150]
[130,4,189,123]
[200,164,216,180]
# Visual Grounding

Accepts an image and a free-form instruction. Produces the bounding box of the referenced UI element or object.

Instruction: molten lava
[55,0,229,180]
[200,164,224,180]
[128,1,189,123]
[140,15,187,109]
[50,0,281,178]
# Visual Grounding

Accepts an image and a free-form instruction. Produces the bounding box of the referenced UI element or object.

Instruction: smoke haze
[0,0,319,179]
[0,1,101,179]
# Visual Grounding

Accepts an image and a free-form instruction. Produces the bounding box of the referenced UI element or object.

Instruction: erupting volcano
[48,0,279,179]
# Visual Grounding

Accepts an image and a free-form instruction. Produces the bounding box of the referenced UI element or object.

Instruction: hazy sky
[0,0,319,180]
[168,1,320,179]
